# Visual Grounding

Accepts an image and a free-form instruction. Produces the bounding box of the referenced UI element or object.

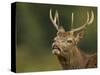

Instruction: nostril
[52,42,59,49]
[53,40,56,42]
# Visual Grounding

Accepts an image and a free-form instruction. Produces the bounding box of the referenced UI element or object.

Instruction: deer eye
[57,32,66,37]
[57,32,63,36]
[67,40,72,43]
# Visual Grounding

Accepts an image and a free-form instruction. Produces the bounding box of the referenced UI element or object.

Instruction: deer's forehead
[57,31,72,36]
[56,32,75,39]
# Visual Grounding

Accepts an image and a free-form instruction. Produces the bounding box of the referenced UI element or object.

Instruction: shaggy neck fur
[57,46,88,69]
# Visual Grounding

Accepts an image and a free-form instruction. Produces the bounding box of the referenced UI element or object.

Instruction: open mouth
[52,45,61,55]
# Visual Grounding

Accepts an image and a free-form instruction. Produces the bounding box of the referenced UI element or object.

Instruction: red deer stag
[49,9,97,69]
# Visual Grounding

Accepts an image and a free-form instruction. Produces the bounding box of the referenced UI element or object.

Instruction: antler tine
[72,11,94,32]
[71,12,74,30]
[87,11,94,24]
[50,9,59,30]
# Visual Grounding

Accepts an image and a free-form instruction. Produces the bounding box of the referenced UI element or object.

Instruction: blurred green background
[16,2,97,72]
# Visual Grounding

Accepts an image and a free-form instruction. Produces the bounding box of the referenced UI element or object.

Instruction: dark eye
[57,32,63,36]
[67,40,72,43]
[57,32,66,37]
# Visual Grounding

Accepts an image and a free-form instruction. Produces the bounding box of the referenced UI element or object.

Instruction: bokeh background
[16,2,97,72]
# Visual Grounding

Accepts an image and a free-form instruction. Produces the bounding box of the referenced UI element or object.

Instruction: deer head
[50,9,94,56]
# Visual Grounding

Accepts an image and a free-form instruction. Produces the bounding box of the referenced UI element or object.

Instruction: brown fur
[50,9,97,69]
[52,28,97,69]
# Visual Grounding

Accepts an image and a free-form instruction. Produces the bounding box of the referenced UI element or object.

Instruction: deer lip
[52,45,60,51]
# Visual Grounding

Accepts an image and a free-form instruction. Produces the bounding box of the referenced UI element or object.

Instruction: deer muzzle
[52,44,62,55]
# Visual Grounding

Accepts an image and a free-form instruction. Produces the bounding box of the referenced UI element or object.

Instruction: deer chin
[52,49,61,55]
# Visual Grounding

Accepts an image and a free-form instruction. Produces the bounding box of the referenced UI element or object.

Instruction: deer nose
[53,39,59,43]
[54,37,57,41]
[54,37,59,41]
[52,41,59,47]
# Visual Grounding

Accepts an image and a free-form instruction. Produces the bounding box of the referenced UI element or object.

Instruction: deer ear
[58,26,65,32]
[74,30,85,44]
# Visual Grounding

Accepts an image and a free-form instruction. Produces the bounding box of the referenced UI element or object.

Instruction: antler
[71,12,74,30]
[50,9,94,32]
[50,9,59,30]
[71,11,94,32]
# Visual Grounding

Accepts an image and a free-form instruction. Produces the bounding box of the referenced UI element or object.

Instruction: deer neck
[57,46,87,69]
